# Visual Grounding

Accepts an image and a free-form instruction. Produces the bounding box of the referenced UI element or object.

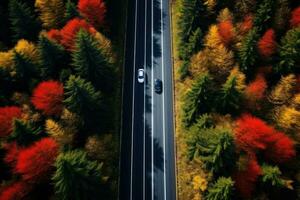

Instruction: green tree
[64,0,80,22]
[253,0,275,32]
[217,74,244,114]
[38,35,66,78]
[180,27,203,60]
[9,0,40,42]
[261,164,285,187]
[187,128,236,175]
[72,30,113,93]
[52,150,105,200]
[238,28,259,73]
[205,177,234,200]
[276,27,300,74]
[64,75,104,130]
[8,119,41,146]
[182,73,214,127]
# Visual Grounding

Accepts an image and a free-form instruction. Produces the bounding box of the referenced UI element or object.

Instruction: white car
[137,69,145,83]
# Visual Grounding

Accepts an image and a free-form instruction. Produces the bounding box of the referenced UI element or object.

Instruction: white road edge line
[151,0,154,198]
[161,0,167,199]
[143,0,147,198]
[130,0,138,198]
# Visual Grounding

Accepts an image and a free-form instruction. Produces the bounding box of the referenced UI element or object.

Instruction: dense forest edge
[172,0,300,199]
[0,0,126,199]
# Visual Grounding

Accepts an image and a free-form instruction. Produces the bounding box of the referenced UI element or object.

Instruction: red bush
[258,29,276,58]
[48,18,96,50]
[3,142,22,167]
[15,138,58,183]
[235,114,296,163]
[234,158,261,199]
[290,7,300,27]
[264,132,296,163]
[218,20,235,46]
[246,74,267,101]
[31,81,64,116]
[0,181,30,200]
[0,107,22,138]
[240,15,253,34]
[78,0,106,28]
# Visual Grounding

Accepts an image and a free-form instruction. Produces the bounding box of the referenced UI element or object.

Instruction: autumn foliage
[218,20,235,46]
[47,18,96,50]
[234,114,295,163]
[0,181,30,200]
[78,0,106,28]
[31,81,64,116]
[240,15,253,34]
[234,158,262,199]
[0,107,22,137]
[15,138,58,183]
[290,7,300,28]
[3,142,22,167]
[258,29,277,58]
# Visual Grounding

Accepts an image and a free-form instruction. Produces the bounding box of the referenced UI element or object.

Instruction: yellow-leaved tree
[0,51,14,70]
[35,0,65,29]
[14,39,39,64]
[217,8,233,22]
[274,106,300,132]
[45,119,73,147]
[94,31,115,63]
[268,74,297,105]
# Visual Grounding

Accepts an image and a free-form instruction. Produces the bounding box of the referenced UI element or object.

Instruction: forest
[173,0,300,199]
[0,0,123,199]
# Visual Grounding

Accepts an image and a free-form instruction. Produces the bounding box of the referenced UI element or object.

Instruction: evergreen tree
[65,0,80,22]
[205,177,234,200]
[52,150,105,200]
[217,73,244,114]
[180,27,203,60]
[9,119,41,146]
[276,27,300,74]
[253,0,275,32]
[72,30,113,93]
[187,128,236,175]
[9,0,40,42]
[261,164,285,187]
[238,28,259,74]
[35,0,65,29]
[38,35,66,78]
[183,73,214,127]
[64,75,104,130]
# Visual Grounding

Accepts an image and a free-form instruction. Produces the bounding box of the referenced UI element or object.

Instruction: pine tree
[52,150,105,200]
[9,0,40,42]
[217,69,245,114]
[238,28,259,73]
[14,39,39,64]
[276,27,300,74]
[35,0,65,29]
[182,73,214,127]
[187,128,236,175]
[253,0,275,32]
[64,76,104,129]
[65,0,80,22]
[205,177,234,200]
[184,28,203,60]
[261,164,285,187]
[72,30,113,92]
[45,119,73,148]
[38,35,66,78]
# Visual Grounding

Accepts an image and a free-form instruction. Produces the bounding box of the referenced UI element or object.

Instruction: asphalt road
[119,0,176,199]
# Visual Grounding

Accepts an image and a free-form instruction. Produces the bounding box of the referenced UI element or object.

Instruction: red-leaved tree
[240,15,253,34]
[15,138,58,183]
[245,74,267,102]
[78,0,106,29]
[0,107,22,138]
[218,20,235,46]
[3,142,22,167]
[48,18,96,50]
[235,114,296,163]
[0,181,30,200]
[290,7,300,27]
[31,81,64,116]
[258,29,277,58]
[234,158,262,199]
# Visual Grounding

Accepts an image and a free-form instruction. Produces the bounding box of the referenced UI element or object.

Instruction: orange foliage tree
[0,107,22,137]
[218,20,235,46]
[15,138,59,183]
[258,29,277,58]
[31,81,64,116]
[78,0,106,29]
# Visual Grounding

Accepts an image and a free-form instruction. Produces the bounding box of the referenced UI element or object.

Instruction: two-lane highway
[119,0,176,199]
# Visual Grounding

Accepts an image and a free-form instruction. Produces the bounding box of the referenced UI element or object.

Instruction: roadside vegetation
[172,0,300,199]
[0,0,124,199]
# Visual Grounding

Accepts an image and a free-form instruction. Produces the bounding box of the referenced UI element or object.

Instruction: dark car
[154,79,162,93]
